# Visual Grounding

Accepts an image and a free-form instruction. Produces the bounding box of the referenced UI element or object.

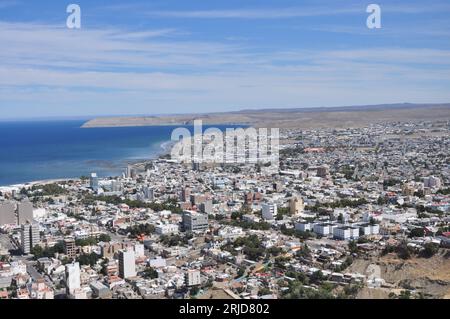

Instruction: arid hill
[82,103,450,129]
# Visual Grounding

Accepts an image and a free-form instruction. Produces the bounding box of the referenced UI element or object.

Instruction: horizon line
[1,102,450,122]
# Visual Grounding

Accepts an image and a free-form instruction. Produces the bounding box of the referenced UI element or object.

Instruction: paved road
[26,263,43,280]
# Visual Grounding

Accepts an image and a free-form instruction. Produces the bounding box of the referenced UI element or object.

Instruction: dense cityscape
[0,120,449,300]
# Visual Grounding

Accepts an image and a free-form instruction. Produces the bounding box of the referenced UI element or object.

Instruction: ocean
[0,120,241,186]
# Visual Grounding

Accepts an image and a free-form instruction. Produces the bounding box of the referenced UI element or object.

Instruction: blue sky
[1,0,450,119]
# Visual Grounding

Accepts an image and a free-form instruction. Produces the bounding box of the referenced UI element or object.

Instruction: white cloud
[139,2,450,19]
[145,6,361,19]
[1,20,450,117]
[383,2,450,14]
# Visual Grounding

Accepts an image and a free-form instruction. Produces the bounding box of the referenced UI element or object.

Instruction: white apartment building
[359,223,380,236]
[218,226,244,239]
[119,249,136,279]
[185,269,201,287]
[313,223,336,236]
[65,262,81,295]
[21,222,40,254]
[261,203,277,221]
[295,221,313,232]
[333,226,360,240]
[155,223,179,235]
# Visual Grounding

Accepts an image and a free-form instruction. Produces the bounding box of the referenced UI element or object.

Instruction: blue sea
[0,120,241,186]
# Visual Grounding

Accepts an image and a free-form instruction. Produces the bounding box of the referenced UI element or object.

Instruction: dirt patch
[348,250,450,298]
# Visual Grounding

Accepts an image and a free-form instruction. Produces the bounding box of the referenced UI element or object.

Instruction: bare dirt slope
[349,250,450,298]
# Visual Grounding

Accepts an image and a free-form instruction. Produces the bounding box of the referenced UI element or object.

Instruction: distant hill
[236,103,443,113]
[82,103,450,129]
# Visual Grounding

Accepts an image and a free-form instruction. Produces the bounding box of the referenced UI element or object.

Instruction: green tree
[231,211,243,220]
[348,240,358,254]
[398,290,411,299]
[190,286,200,296]
[409,228,425,238]
[98,234,111,242]
[236,267,245,278]
[142,267,158,279]
[420,243,439,258]
[396,241,413,260]
[76,252,100,266]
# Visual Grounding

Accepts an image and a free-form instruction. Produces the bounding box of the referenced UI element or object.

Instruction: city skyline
[1,0,450,119]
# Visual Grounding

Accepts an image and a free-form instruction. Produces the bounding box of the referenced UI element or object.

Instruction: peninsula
[82,103,450,129]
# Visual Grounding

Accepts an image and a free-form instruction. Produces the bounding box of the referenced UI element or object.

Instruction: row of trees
[31,242,64,259]
[82,195,182,213]
[281,272,363,299]
[159,233,193,247]
[221,219,272,231]
[28,183,67,196]
[77,252,100,266]
[125,224,155,238]
[382,241,440,259]
[280,225,315,240]
[222,235,267,261]
[75,234,111,246]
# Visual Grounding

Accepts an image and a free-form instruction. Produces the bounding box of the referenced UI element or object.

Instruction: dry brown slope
[82,104,450,129]
[349,250,450,298]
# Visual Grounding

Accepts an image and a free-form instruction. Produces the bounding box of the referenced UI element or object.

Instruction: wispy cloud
[0,22,241,72]
[140,2,450,19]
[145,6,361,19]
[383,2,450,13]
[1,19,450,117]
[303,23,450,38]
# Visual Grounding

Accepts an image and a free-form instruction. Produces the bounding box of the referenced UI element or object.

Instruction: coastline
[159,139,176,156]
[0,123,251,189]
[0,139,176,191]
[0,178,81,192]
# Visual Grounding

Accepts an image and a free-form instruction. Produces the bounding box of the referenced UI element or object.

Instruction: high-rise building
[65,262,81,295]
[90,173,99,191]
[143,186,154,201]
[261,203,277,221]
[181,187,191,202]
[64,238,77,259]
[0,201,16,226]
[200,200,213,214]
[182,211,209,233]
[111,180,122,192]
[126,165,137,179]
[17,200,33,225]
[21,222,40,254]
[118,249,136,279]
[289,196,304,215]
